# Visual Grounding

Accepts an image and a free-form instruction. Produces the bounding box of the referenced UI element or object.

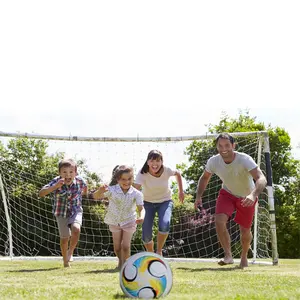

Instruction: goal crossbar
[0,130,268,142]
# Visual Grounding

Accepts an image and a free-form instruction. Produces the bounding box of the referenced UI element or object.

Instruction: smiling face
[147,157,163,175]
[59,166,76,185]
[216,138,236,162]
[117,172,134,192]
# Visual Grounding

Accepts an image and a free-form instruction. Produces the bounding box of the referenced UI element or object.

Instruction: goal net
[0,131,278,264]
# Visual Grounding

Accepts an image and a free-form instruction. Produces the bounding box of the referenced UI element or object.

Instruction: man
[194,133,267,268]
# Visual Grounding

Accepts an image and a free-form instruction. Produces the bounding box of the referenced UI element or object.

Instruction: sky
[0,1,300,180]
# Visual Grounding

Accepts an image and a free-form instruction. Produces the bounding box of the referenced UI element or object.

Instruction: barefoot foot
[218,257,234,266]
[239,258,248,269]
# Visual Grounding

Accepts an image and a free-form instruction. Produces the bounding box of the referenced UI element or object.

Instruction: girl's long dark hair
[109,165,134,185]
[141,150,163,174]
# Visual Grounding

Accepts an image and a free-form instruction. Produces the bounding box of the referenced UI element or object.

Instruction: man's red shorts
[215,188,257,229]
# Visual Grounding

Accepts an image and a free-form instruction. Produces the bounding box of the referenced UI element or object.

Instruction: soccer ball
[120,252,173,299]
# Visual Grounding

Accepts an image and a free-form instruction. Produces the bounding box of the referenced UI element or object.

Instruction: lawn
[0,258,299,299]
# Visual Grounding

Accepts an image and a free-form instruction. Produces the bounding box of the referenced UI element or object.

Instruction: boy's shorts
[109,220,137,233]
[216,189,257,229]
[56,211,83,238]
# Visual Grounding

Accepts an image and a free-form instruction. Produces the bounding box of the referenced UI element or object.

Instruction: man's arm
[242,167,267,207]
[250,167,267,197]
[194,170,212,210]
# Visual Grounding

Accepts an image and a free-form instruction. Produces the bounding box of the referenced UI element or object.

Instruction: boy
[39,158,87,267]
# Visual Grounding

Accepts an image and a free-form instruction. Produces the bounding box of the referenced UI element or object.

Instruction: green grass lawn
[0,259,299,300]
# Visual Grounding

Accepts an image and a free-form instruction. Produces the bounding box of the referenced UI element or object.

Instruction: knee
[240,227,252,237]
[158,216,171,233]
[122,244,130,253]
[60,237,69,245]
[114,244,121,253]
[72,224,81,235]
[215,216,227,231]
[158,223,170,234]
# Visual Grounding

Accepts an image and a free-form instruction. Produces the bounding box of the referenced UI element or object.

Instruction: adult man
[194,133,267,268]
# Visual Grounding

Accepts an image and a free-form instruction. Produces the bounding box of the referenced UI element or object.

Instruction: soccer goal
[0,131,278,265]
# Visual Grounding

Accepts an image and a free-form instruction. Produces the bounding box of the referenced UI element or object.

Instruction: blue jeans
[142,200,174,243]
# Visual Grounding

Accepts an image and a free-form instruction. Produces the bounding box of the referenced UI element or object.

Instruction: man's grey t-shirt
[205,152,257,197]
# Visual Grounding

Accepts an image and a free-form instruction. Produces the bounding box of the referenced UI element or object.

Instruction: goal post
[0,130,278,264]
[263,133,279,265]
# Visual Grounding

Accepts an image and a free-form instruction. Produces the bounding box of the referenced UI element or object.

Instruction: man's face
[216,138,235,160]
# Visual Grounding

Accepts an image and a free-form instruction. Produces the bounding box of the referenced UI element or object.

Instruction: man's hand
[194,197,203,210]
[241,194,256,207]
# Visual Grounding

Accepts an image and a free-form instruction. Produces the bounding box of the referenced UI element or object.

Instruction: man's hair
[58,158,77,171]
[216,133,235,145]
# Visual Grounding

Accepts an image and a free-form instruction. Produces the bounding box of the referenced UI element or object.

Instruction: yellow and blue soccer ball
[120,252,173,298]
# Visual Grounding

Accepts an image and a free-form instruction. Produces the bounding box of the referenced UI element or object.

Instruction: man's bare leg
[239,225,252,269]
[215,214,233,265]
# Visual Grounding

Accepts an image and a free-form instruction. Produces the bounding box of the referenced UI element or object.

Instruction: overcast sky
[1,1,300,176]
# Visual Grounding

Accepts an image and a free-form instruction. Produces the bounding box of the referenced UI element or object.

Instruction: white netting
[0,132,274,261]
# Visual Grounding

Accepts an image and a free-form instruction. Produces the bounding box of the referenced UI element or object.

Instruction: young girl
[93,165,145,269]
[134,150,184,256]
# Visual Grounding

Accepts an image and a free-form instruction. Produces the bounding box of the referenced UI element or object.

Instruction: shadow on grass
[113,293,127,299]
[7,267,60,273]
[85,267,119,274]
[176,266,244,272]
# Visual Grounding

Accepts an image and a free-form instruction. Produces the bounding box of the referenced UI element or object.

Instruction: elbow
[261,174,267,187]
[257,176,267,189]
[176,172,182,181]
[263,177,267,188]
